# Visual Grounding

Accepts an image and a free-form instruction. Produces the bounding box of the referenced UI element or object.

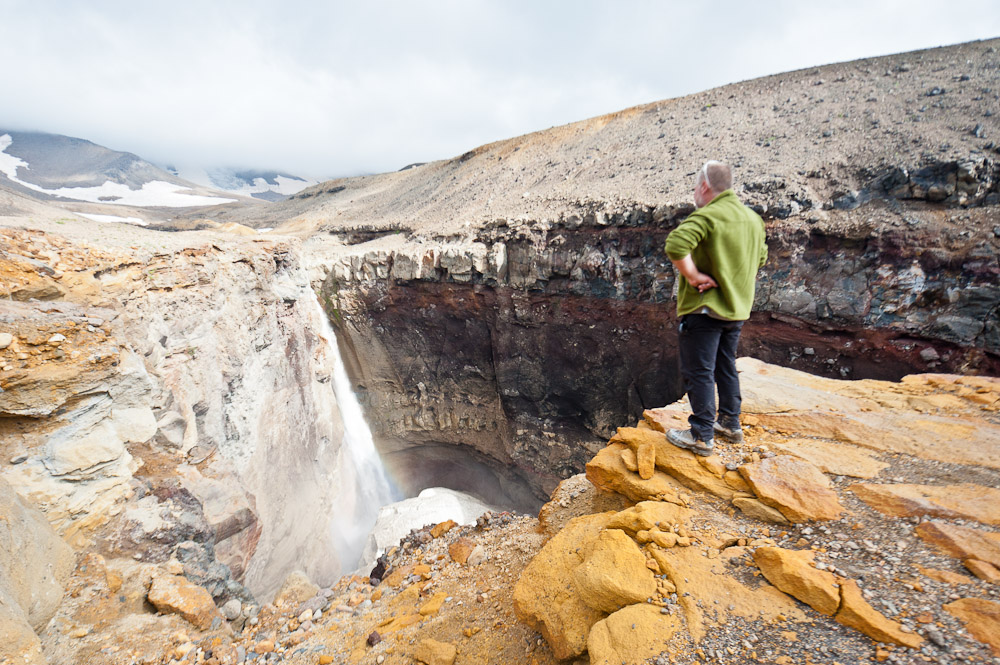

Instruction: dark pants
[678,313,743,441]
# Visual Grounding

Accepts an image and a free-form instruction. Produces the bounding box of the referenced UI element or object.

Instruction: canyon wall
[314,192,999,499]
[1,227,355,602]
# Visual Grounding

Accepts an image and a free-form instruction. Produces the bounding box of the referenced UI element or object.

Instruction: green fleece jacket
[664,189,767,320]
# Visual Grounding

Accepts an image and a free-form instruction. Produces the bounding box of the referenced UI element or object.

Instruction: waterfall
[313,297,398,573]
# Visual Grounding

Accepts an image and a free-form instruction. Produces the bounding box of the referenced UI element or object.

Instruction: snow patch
[77,213,148,226]
[357,487,496,574]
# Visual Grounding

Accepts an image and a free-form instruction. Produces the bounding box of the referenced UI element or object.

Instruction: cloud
[1,0,998,177]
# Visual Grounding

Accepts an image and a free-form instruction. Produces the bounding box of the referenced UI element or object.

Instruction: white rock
[112,407,158,444]
[0,332,12,349]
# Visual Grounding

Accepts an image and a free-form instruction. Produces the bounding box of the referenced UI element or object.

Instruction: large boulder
[572,529,656,614]
[587,603,681,665]
[739,455,842,522]
[615,423,735,499]
[586,443,686,505]
[513,512,612,660]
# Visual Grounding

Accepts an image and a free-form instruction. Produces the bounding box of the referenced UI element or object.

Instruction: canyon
[1,37,999,665]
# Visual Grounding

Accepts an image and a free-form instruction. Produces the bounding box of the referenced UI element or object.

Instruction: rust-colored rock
[835,580,923,648]
[414,639,457,665]
[448,538,475,564]
[964,559,1000,584]
[586,443,685,505]
[916,565,973,585]
[147,574,225,631]
[572,529,656,614]
[764,437,887,479]
[512,513,612,660]
[851,483,1000,526]
[419,592,448,616]
[587,603,681,665]
[753,547,840,616]
[733,497,791,525]
[631,418,736,499]
[944,598,1000,656]
[635,439,655,480]
[739,455,842,522]
[915,521,1000,568]
[430,520,457,538]
[604,501,690,535]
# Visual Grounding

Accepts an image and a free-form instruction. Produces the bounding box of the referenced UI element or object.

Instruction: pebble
[222,599,242,621]
[9,454,27,465]
[0,332,12,349]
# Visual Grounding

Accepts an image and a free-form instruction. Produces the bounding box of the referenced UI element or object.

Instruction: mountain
[169,166,318,202]
[0,130,236,208]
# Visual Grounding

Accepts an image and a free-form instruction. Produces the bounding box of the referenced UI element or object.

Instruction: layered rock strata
[0,226,359,609]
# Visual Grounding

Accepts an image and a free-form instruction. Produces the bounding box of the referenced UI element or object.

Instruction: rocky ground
[25,357,998,665]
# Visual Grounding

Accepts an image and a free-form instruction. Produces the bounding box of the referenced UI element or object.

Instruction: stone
[944,598,1000,656]
[466,545,486,566]
[513,513,612,660]
[0,332,12,349]
[430,520,457,538]
[147,574,225,631]
[964,558,1000,584]
[419,592,448,616]
[448,537,475,564]
[764,437,887,478]
[835,580,923,648]
[620,448,639,472]
[414,638,457,665]
[851,482,1000,526]
[635,439,655,480]
[649,530,678,548]
[733,497,791,525]
[753,547,840,616]
[916,565,973,585]
[604,501,691,535]
[274,570,320,607]
[221,599,242,621]
[587,603,682,665]
[916,521,1000,568]
[586,443,685,504]
[625,421,735,499]
[739,455,842,522]
[572,529,656,614]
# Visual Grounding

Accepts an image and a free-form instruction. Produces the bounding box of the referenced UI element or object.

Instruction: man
[662,160,767,456]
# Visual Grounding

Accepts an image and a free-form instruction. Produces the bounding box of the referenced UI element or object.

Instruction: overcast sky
[2,0,998,178]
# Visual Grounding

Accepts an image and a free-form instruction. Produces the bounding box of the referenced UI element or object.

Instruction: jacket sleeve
[757,219,768,268]
[664,215,709,261]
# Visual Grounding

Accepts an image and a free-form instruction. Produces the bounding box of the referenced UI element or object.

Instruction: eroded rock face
[0,478,74,665]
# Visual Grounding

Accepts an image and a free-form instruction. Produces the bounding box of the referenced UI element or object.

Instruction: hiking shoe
[713,419,744,443]
[666,429,714,456]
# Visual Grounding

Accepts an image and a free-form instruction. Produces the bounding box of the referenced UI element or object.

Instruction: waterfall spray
[313,296,398,573]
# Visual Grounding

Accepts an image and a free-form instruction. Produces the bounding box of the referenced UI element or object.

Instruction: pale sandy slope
[191,37,999,235]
